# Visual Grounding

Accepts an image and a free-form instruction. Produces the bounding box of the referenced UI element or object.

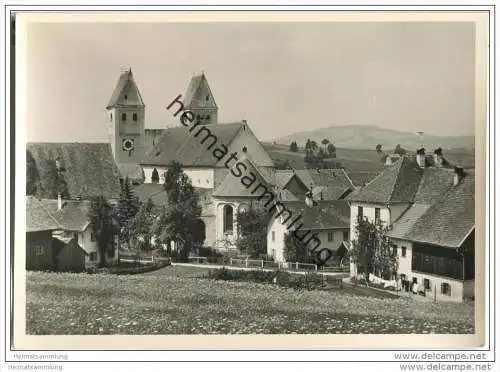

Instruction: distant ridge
[275,125,474,150]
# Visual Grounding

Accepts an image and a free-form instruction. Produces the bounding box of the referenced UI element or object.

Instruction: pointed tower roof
[183,71,218,108]
[106,68,145,109]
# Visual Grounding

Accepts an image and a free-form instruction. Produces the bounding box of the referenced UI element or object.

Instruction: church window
[223,205,234,234]
[206,115,211,122]
[206,95,209,101]
[110,113,113,121]
[133,113,138,121]
[124,94,128,100]
[121,113,126,121]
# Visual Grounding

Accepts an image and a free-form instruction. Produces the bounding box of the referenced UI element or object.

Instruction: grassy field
[262,143,476,174]
[26,269,474,335]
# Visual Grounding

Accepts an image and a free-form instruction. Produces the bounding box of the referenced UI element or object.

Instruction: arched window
[110,113,113,121]
[223,205,233,234]
[133,113,138,121]
[151,168,159,184]
[206,115,211,122]
[121,113,126,121]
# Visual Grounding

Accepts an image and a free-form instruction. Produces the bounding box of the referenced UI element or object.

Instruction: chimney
[433,148,443,167]
[57,193,62,211]
[454,166,465,186]
[416,147,426,168]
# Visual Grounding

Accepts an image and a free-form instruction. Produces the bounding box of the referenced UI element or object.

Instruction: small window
[121,113,126,121]
[89,252,97,261]
[441,283,451,296]
[206,95,210,101]
[133,113,138,121]
[375,208,381,223]
[412,277,418,284]
[401,246,407,257]
[206,115,211,121]
[424,279,431,291]
[271,249,276,258]
[110,113,113,121]
[357,206,363,219]
[272,231,275,242]
[124,94,128,100]
[327,232,334,242]
[392,245,397,257]
[90,233,96,242]
[343,231,349,241]
[35,245,44,256]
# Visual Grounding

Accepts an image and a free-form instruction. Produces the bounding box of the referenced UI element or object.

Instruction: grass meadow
[26,268,474,335]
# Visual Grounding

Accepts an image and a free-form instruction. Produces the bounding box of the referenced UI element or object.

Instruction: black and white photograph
[9,8,491,356]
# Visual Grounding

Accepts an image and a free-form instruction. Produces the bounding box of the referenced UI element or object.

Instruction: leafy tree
[394,144,407,156]
[327,143,336,157]
[376,144,383,154]
[26,150,39,196]
[284,232,309,263]
[88,196,118,267]
[152,161,202,261]
[116,177,140,246]
[321,138,330,150]
[235,206,271,258]
[274,157,292,170]
[350,217,398,281]
[129,198,156,251]
[38,159,69,199]
[151,168,159,184]
[310,140,318,152]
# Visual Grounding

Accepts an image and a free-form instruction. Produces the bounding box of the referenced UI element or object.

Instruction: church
[105,68,354,251]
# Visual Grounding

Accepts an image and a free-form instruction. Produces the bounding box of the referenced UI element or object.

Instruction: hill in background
[275,125,474,151]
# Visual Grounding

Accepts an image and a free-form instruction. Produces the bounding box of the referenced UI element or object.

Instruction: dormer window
[121,113,126,121]
[133,113,138,122]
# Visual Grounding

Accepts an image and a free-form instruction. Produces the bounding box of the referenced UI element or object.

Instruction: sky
[25,21,476,143]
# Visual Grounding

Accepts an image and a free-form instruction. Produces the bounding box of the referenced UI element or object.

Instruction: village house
[267,200,351,265]
[346,147,475,302]
[26,196,62,271]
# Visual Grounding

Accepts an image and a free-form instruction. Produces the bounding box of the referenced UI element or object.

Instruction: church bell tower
[106,68,145,164]
[183,71,218,125]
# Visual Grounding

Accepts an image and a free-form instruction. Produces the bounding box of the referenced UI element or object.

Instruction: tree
[310,140,318,152]
[38,159,69,199]
[26,150,39,196]
[289,141,298,152]
[88,196,118,267]
[129,198,156,251]
[152,161,202,261]
[327,143,336,157]
[350,217,398,281]
[116,177,140,246]
[284,232,309,263]
[321,138,330,150]
[394,144,407,156]
[305,139,312,150]
[274,157,292,170]
[375,144,383,154]
[235,206,271,258]
[151,168,159,184]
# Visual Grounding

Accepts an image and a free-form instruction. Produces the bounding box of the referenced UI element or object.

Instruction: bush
[198,246,223,258]
[207,268,327,291]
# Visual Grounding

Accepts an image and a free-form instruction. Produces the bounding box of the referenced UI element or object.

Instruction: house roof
[117,163,144,182]
[106,69,145,109]
[213,157,272,198]
[275,168,355,200]
[183,72,217,108]
[27,143,122,199]
[37,199,91,232]
[402,170,475,248]
[386,204,431,240]
[345,171,380,187]
[277,200,351,230]
[26,196,63,232]
[140,122,245,167]
[346,156,423,204]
